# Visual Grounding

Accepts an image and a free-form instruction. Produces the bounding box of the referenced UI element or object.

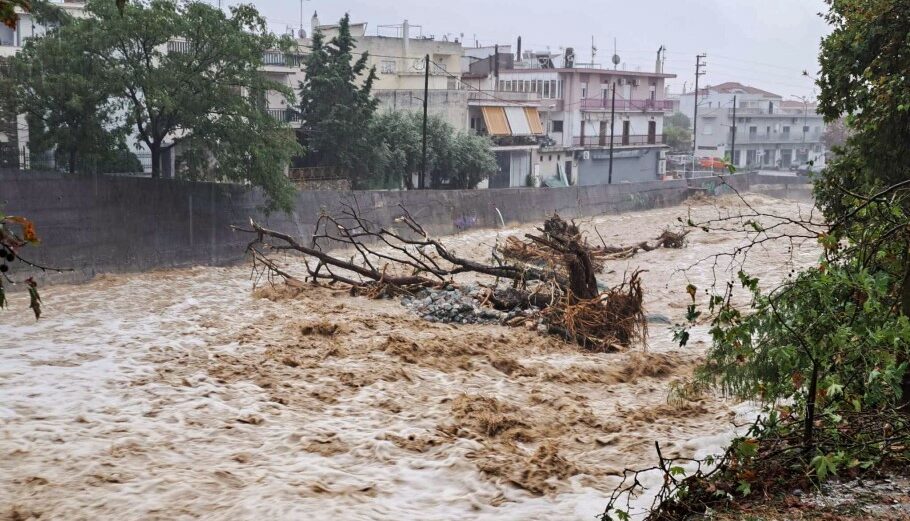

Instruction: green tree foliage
[10,0,299,211]
[297,14,378,185]
[817,0,910,197]
[665,112,690,129]
[663,112,691,152]
[679,0,910,456]
[81,0,297,176]
[368,111,497,190]
[11,11,127,174]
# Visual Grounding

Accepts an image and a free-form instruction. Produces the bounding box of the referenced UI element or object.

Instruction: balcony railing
[266,108,301,123]
[736,132,823,143]
[572,134,664,147]
[167,40,193,54]
[580,98,674,111]
[167,43,302,68]
[262,51,302,68]
[728,107,819,117]
[467,91,541,102]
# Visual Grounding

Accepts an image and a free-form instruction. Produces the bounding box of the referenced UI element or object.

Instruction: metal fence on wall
[0,144,152,176]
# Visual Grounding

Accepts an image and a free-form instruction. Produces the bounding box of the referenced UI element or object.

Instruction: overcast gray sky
[246,0,829,99]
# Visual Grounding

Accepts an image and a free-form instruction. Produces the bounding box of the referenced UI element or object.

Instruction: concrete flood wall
[0,170,808,284]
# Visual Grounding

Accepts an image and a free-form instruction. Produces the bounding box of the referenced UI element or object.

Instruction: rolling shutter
[481,107,511,136]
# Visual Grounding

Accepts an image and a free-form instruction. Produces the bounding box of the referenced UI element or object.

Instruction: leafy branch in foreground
[1,213,42,319]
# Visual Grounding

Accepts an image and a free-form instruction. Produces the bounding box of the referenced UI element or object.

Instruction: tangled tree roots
[545,271,647,351]
[234,203,649,350]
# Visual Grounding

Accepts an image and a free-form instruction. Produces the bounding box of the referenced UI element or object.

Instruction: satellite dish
[612,54,621,66]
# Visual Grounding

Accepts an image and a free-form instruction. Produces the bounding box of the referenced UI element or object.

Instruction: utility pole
[692,53,707,175]
[420,54,430,189]
[608,82,617,184]
[730,94,737,168]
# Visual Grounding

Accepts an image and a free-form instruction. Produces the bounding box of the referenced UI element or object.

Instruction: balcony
[581,98,674,112]
[467,91,541,102]
[736,132,823,143]
[572,134,664,147]
[167,40,193,54]
[728,107,819,117]
[262,51,302,68]
[266,108,301,125]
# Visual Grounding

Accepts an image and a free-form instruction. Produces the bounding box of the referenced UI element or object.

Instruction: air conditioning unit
[582,151,591,160]
[633,79,641,87]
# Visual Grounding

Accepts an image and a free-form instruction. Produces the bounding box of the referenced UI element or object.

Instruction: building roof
[501,67,675,79]
[779,100,818,109]
[696,81,780,98]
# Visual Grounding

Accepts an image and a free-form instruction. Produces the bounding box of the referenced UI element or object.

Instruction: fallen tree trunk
[236,203,648,350]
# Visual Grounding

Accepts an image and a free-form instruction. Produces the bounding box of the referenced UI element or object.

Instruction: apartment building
[277,15,469,131]
[462,46,675,187]
[680,82,826,170]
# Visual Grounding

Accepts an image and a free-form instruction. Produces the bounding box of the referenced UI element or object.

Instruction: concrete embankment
[0,169,810,283]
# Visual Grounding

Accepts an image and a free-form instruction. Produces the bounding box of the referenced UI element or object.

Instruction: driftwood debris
[235,204,650,351]
[500,215,690,268]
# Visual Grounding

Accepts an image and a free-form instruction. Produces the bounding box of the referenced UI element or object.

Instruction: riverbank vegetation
[602,1,910,519]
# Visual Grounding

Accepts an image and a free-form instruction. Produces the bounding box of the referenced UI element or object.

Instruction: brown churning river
[0,194,818,520]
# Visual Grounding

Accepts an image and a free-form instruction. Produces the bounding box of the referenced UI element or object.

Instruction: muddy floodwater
[1,194,819,520]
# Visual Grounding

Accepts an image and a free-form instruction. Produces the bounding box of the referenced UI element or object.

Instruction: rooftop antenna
[611,38,620,70]
[591,36,597,65]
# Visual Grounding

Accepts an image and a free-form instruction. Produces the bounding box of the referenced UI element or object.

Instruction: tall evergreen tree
[297,14,378,185]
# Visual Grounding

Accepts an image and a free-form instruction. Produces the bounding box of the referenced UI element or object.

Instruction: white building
[265,15,469,132]
[680,82,826,170]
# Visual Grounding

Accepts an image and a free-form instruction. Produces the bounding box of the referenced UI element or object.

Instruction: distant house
[461,45,676,187]
[680,82,827,170]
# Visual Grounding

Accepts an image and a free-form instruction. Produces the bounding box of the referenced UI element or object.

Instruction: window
[792,118,798,124]
[766,126,771,135]
[783,126,791,135]
[749,126,757,136]
[581,82,588,98]
[551,120,564,133]
[803,125,810,133]
[543,81,550,97]
[380,60,396,74]
[703,124,714,135]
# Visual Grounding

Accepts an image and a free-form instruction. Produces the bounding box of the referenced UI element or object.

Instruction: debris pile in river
[237,204,683,350]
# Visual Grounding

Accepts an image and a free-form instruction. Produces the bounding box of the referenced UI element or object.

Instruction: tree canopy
[9,0,300,211]
[663,112,692,153]
[11,13,126,173]
[297,14,378,185]
[368,111,497,190]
